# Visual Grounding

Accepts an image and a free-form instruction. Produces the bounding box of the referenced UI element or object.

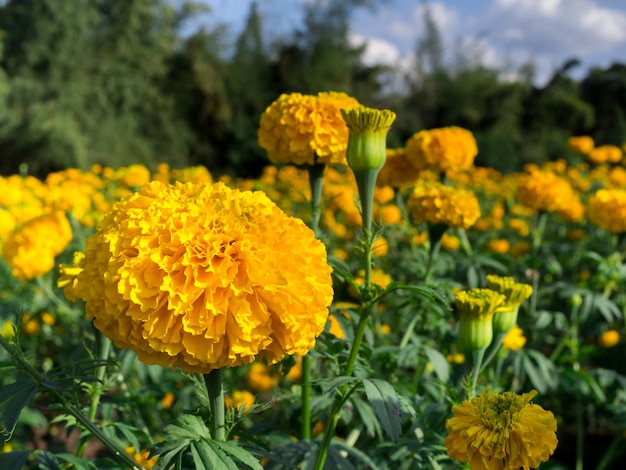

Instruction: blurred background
[1,0,625,179]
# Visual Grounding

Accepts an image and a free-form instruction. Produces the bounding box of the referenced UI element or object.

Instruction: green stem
[479,332,506,374]
[301,161,325,440]
[470,348,486,398]
[204,369,225,441]
[77,333,111,458]
[596,429,626,470]
[531,211,548,252]
[0,335,141,469]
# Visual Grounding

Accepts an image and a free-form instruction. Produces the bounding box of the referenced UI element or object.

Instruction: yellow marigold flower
[586,144,622,164]
[486,238,510,254]
[587,188,626,233]
[405,126,478,173]
[246,362,279,392]
[441,233,460,251]
[502,325,526,351]
[407,181,481,229]
[567,135,594,154]
[454,289,506,351]
[380,324,391,335]
[2,211,73,281]
[125,447,158,469]
[258,92,360,166]
[374,186,396,204]
[485,275,533,333]
[312,420,326,437]
[225,390,255,413]
[21,313,40,335]
[445,389,558,470]
[508,218,529,236]
[69,181,333,373]
[598,330,620,348]
[515,170,578,214]
[510,241,531,257]
[376,148,424,189]
[352,268,392,294]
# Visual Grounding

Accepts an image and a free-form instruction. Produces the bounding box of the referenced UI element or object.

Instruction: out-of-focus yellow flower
[312,421,326,437]
[374,186,396,205]
[567,135,594,154]
[170,166,213,185]
[21,313,40,335]
[567,228,586,241]
[407,182,481,229]
[486,238,510,254]
[225,390,255,413]
[246,362,279,392]
[161,392,175,410]
[586,144,622,164]
[446,352,465,364]
[508,218,530,236]
[2,211,73,281]
[502,325,527,350]
[350,269,392,298]
[377,148,424,189]
[405,126,478,173]
[113,164,152,188]
[57,252,85,302]
[598,330,620,348]
[510,241,531,257]
[372,237,389,257]
[258,92,360,166]
[67,181,333,373]
[454,289,506,351]
[445,389,558,470]
[125,447,158,469]
[327,314,346,339]
[284,356,303,381]
[587,188,626,233]
[515,170,579,215]
[441,232,460,251]
[378,204,402,225]
[379,324,391,335]
[1,321,16,339]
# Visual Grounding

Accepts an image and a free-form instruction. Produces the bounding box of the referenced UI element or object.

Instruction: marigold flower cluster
[376,148,423,189]
[405,126,478,173]
[586,144,622,164]
[257,92,360,166]
[63,180,333,373]
[445,389,558,470]
[587,188,626,233]
[2,211,73,281]
[515,169,580,216]
[406,181,481,229]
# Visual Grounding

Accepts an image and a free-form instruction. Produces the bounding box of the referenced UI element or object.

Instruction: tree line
[0,0,624,178]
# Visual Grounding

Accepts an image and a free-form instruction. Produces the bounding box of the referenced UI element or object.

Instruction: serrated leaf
[190,441,212,470]
[0,381,38,440]
[204,440,240,470]
[362,378,402,442]
[0,450,31,470]
[314,376,360,396]
[56,452,99,469]
[351,396,382,439]
[331,440,382,470]
[212,440,264,470]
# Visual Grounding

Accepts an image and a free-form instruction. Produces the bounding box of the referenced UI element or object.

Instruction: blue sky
[199,0,626,85]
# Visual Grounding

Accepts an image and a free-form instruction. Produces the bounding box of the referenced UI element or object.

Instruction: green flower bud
[458,314,494,352]
[341,107,396,172]
[454,288,506,352]
[492,306,519,334]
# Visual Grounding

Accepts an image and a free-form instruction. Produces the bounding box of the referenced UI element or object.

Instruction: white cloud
[349,34,402,66]
[486,0,626,56]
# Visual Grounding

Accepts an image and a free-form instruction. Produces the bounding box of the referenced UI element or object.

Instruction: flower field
[1,94,626,470]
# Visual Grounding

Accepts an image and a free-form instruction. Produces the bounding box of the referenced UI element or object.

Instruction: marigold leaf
[211,440,264,470]
[0,450,31,470]
[0,380,38,440]
[362,378,402,442]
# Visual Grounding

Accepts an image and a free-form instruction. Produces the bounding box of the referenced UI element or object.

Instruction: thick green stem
[204,369,225,441]
[301,354,312,440]
[470,348,486,398]
[0,335,141,469]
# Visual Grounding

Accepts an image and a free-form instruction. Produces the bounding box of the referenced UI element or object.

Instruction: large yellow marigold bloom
[407,181,481,229]
[67,181,333,373]
[405,126,478,173]
[258,92,360,166]
[587,188,626,233]
[515,170,578,214]
[445,389,558,470]
[2,211,73,281]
